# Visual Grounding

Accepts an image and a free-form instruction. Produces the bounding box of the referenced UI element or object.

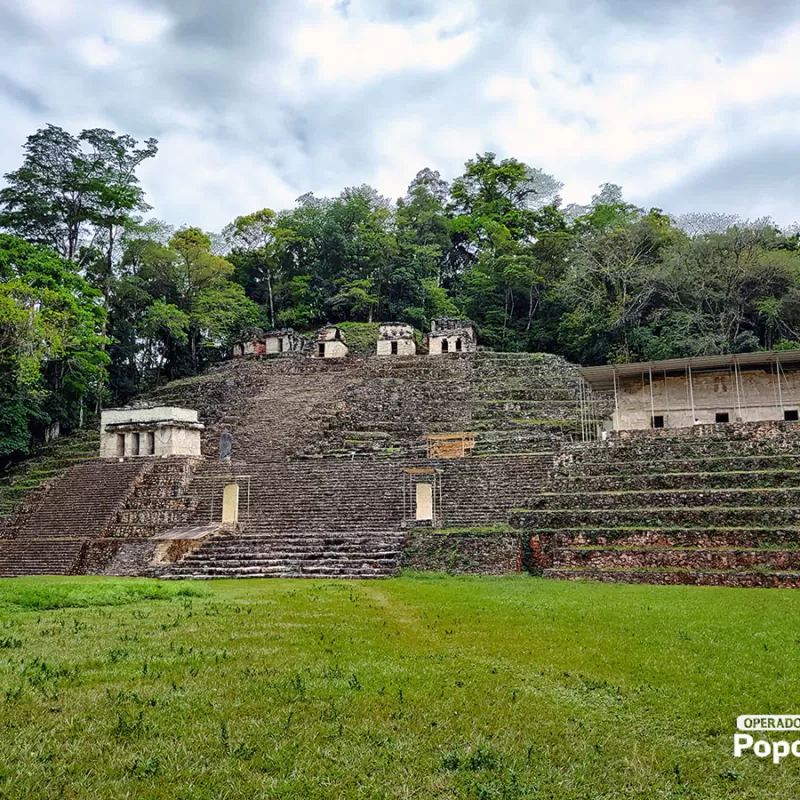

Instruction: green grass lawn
[0,574,798,799]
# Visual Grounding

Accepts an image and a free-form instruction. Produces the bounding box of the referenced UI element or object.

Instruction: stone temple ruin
[310,325,349,358]
[232,328,307,358]
[377,322,416,356]
[2,329,800,588]
[427,318,476,355]
[100,406,203,459]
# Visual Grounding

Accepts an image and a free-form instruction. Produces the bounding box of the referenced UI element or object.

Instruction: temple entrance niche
[402,467,442,527]
[415,483,432,520]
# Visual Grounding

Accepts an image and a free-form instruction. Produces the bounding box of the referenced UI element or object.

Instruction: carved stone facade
[428,318,476,355]
[99,406,204,458]
[377,322,416,356]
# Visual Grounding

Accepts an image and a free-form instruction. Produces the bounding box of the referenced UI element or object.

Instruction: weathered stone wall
[377,339,416,356]
[403,529,520,574]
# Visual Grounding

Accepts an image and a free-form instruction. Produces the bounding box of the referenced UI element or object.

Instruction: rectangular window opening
[455,338,462,352]
[651,415,664,429]
[715,412,730,424]
[785,409,799,421]
[278,338,284,353]
[317,343,325,357]
[441,339,449,353]
[391,341,398,355]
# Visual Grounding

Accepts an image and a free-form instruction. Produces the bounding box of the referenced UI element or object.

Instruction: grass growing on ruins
[0,574,798,799]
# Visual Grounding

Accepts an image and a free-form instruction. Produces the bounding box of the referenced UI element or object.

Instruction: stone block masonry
[11,345,800,587]
[510,425,800,588]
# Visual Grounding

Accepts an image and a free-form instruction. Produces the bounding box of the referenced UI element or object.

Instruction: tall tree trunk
[267,270,275,327]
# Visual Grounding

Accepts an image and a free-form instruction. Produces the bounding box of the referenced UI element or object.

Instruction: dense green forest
[1,123,799,461]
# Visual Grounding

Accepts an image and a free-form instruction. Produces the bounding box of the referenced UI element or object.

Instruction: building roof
[580,349,800,390]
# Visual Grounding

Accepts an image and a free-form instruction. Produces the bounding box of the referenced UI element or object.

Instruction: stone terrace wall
[511,423,800,588]
[403,528,521,574]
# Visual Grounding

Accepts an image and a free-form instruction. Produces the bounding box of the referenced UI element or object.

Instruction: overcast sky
[1,0,798,231]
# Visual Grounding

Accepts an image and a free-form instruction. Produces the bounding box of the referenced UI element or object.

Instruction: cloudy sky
[1,0,798,231]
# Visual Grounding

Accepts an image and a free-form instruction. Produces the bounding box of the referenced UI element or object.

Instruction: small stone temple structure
[100,406,204,458]
[377,322,416,356]
[580,350,800,431]
[428,318,477,355]
[310,325,348,358]
[233,328,306,358]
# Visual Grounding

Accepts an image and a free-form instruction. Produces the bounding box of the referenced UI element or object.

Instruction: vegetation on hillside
[0,575,797,798]
[2,123,800,459]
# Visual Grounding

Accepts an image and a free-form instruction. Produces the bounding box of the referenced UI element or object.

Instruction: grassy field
[0,575,798,799]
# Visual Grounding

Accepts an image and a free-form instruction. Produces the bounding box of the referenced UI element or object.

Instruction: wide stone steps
[563,455,800,477]
[533,528,800,548]
[511,428,800,587]
[0,539,84,576]
[570,438,799,463]
[550,469,800,492]
[516,507,800,528]
[478,388,579,401]
[543,567,800,588]
[554,546,800,571]
[160,532,404,579]
[102,458,197,547]
[528,487,800,510]
[10,460,145,540]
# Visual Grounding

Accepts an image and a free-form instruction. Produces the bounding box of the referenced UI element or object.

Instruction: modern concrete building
[580,350,800,431]
[100,406,204,458]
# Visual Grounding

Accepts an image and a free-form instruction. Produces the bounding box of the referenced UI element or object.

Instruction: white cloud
[72,35,120,68]
[108,5,172,45]
[0,0,798,229]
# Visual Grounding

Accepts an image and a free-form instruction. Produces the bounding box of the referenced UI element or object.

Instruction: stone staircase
[308,352,595,458]
[0,540,87,577]
[0,430,99,523]
[471,352,593,455]
[104,458,199,539]
[146,356,362,461]
[511,428,800,587]
[0,459,146,577]
[153,452,553,578]
[161,532,406,579]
